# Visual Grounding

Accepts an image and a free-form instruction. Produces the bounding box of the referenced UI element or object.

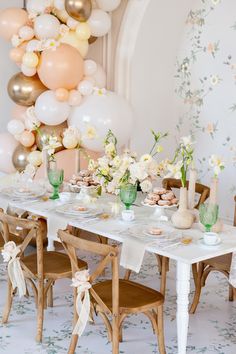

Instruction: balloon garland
[0,0,133,175]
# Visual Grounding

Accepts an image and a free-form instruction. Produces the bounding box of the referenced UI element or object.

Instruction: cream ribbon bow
[1,241,26,298]
[71,269,91,336]
[229,252,236,288]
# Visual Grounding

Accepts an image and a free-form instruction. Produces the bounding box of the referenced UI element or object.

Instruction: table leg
[47,238,55,251]
[176,261,191,354]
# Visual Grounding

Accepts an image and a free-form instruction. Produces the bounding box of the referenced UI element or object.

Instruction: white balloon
[68,91,133,152]
[92,63,106,88]
[27,0,53,14]
[78,80,94,96]
[84,59,97,76]
[26,39,42,52]
[54,0,65,10]
[34,14,60,40]
[97,0,121,12]
[7,119,25,135]
[27,151,42,167]
[88,9,111,37]
[35,90,70,126]
[21,64,37,77]
[18,26,35,41]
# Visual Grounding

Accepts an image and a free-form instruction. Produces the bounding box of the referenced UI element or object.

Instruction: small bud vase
[171,187,194,229]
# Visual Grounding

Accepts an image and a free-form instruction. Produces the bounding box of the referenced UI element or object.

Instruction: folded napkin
[120,236,147,273]
[229,252,236,288]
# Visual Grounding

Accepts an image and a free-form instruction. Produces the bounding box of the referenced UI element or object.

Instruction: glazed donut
[153,187,167,195]
[158,200,171,206]
[161,191,175,200]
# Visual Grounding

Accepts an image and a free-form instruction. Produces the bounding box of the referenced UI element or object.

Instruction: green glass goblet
[199,203,219,232]
[48,169,64,200]
[120,183,137,210]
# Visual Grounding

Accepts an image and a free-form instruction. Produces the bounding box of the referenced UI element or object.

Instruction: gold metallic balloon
[12,145,31,172]
[88,35,98,44]
[35,122,68,152]
[7,72,47,107]
[65,0,92,22]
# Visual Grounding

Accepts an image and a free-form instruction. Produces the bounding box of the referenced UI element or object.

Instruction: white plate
[198,239,222,248]
[56,203,97,216]
[143,229,166,238]
[141,201,178,209]
[1,186,46,199]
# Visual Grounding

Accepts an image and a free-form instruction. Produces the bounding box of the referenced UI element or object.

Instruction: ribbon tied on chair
[1,241,26,297]
[71,269,91,336]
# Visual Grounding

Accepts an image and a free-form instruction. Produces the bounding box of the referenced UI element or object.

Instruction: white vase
[171,187,194,229]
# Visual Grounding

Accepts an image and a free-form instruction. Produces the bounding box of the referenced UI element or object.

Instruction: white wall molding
[114,0,151,100]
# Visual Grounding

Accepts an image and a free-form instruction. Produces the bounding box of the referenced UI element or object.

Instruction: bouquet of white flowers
[89,130,168,194]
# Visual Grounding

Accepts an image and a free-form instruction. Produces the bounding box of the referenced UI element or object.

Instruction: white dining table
[1,190,236,354]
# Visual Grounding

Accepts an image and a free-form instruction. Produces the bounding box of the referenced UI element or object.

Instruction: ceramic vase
[172,187,194,229]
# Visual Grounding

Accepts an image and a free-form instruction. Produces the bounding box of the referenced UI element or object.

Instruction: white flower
[63,126,80,141]
[211,0,220,5]
[93,87,107,96]
[130,162,148,182]
[140,179,153,193]
[156,145,163,153]
[105,142,116,157]
[180,135,194,147]
[111,156,121,168]
[140,154,153,163]
[41,39,60,51]
[165,161,183,179]
[71,270,91,290]
[25,106,41,131]
[97,156,109,170]
[43,136,62,156]
[210,75,220,86]
[209,154,225,176]
[2,241,20,262]
[88,159,97,171]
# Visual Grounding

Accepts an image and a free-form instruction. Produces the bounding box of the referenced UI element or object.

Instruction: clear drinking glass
[120,183,137,210]
[48,169,64,200]
[199,203,219,232]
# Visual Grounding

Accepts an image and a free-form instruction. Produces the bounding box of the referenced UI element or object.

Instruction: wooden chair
[0,211,87,342]
[189,196,236,314]
[58,229,167,354]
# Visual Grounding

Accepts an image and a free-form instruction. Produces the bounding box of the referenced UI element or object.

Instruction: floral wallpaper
[175,0,236,220]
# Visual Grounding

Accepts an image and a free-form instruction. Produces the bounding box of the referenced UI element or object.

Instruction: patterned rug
[0,251,236,354]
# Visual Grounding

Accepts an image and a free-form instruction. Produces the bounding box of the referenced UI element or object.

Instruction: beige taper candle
[188,168,197,209]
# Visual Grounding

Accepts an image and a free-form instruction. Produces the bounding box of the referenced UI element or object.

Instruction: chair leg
[47,283,54,308]
[2,278,14,324]
[124,269,132,280]
[68,335,79,354]
[189,262,204,314]
[112,315,119,354]
[36,279,44,342]
[157,306,166,354]
[192,263,198,288]
[229,284,234,301]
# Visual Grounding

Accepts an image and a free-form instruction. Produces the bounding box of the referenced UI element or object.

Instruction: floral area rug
[0,251,236,354]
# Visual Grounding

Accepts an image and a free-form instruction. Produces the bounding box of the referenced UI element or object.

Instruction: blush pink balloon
[68,90,82,106]
[37,44,84,90]
[55,88,69,102]
[34,148,101,181]
[0,8,28,41]
[0,133,18,173]
[20,130,35,147]
[9,47,25,63]
[12,104,27,121]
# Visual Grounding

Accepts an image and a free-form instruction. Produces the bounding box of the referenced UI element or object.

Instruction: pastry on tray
[144,187,178,207]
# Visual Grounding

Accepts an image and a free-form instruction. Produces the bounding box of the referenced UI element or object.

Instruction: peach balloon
[37,44,84,90]
[12,105,27,121]
[20,130,35,147]
[35,148,101,182]
[9,47,25,63]
[68,90,82,106]
[0,133,18,173]
[55,88,69,102]
[0,8,28,41]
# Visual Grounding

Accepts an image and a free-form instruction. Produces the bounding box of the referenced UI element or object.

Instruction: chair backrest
[0,210,44,280]
[58,229,119,315]
[162,178,210,209]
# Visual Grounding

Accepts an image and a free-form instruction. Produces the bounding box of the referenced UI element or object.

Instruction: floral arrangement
[209,154,225,177]
[89,130,168,194]
[165,135,195,187]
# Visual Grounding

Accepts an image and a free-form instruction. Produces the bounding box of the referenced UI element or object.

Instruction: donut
[161,191,175,200]
[147,193,160,202]
[144,198,156,206]
[158,200,171,206]
[153,187,167,195]
[171,198,178,205]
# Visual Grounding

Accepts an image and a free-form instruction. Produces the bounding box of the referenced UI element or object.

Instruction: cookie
[171,198,178,205]
[158,200,171,206]
[161,191,175,200]
[144,198,156,206]
[153,187,167,195]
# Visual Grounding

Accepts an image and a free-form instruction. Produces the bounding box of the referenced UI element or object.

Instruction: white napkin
[120,237,147,273]
[229,252,236,288]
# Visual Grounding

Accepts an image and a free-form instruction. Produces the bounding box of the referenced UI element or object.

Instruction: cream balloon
[55,88,69,102]
[27,150,42,167]
[62,135,78,149]
[0,133,18,173]
[21,64,37,77]
[96,0,121,12]
[35,90,71,125]
[67,17,78,30]
[7,119,25,135]
[27,0,53,14]
[18,26,35,41]
[75,22,91,40]
[68,90,82,106]
[92,63,106,88]
[53,8,70,23]
[20,130,35,147]
[9,47,25,63]
[60,31,89,57]
[26,39,42,52]
[34,14,60,40]
[0,8,28,41]
[68,91,133,152]
[84,59,97,76]
[22,52,39,68]
[78,80,93,96]
[87,9,111,37]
